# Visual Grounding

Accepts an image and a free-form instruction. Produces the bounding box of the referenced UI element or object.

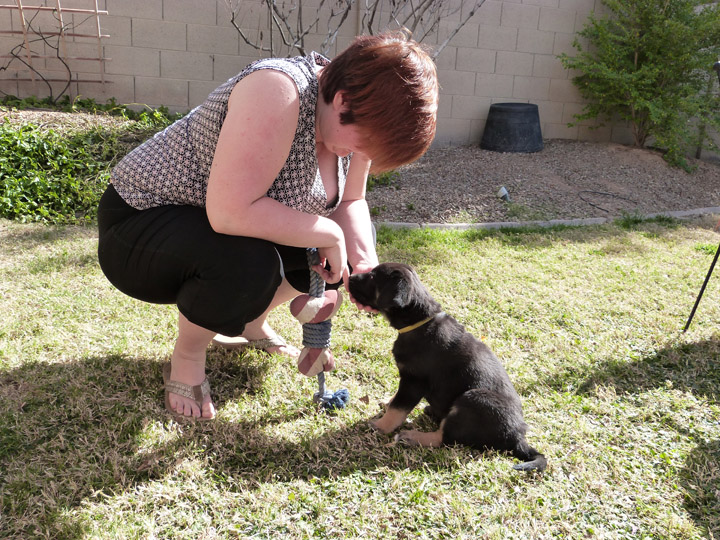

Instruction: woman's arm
[331,153,378,273]
[331,154,380,312]
[205,69,347,283]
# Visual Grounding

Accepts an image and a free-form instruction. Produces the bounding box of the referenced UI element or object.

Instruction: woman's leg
[169,312,217,418]
[98,185,285,417]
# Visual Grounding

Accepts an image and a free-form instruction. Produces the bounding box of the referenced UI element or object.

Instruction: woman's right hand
[314,240,347,285]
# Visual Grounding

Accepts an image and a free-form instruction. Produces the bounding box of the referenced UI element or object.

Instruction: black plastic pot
[480,102,543,153]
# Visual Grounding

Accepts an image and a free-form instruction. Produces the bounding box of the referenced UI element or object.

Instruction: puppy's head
[348,263,441,328]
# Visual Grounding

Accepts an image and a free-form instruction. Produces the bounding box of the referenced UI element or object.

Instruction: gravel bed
[368,139,720,224]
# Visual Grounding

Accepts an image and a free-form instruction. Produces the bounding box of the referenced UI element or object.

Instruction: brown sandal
[162,362,215,420]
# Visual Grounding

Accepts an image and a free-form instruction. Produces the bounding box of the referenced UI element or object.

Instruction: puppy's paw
[369,407,409,434]
[395,429,444,448]
[394,430,421,446]
[369,416,394,434]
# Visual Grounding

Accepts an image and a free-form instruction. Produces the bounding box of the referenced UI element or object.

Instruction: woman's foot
[165,353,216,419]
[165,313,216,420]
[213,325,300,358]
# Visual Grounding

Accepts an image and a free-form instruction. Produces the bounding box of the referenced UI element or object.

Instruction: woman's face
[318,91,368,158]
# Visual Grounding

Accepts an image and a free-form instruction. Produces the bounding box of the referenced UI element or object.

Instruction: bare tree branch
[223,0,483,59]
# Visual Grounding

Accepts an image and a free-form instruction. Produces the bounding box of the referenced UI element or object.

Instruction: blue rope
[305,248,348,410]
[302,320,332,348]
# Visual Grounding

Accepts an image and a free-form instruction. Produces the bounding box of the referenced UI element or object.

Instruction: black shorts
[97,184,339,336]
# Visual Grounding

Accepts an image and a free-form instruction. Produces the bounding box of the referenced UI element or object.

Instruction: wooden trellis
[0,0,109,89]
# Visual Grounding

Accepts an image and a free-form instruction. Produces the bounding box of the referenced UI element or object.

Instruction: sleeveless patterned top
[111,52,350,217]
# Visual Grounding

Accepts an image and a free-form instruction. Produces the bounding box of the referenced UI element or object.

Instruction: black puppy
[348,262,546,472]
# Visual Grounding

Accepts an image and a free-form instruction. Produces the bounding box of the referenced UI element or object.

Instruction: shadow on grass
[543,336,720,538]
[0,220,96,247]
[566,336,720,402]
[680,438,720,538]
[0,350,472,538]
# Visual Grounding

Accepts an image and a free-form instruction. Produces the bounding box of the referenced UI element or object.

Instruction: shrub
[559,0,720,168]
[0,99,180,224]
[0,123,111,223]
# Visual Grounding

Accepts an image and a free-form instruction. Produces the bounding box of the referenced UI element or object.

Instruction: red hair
[319,30,438,172]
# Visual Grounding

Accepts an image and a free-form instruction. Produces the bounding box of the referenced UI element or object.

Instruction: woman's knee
[177,239,283,335]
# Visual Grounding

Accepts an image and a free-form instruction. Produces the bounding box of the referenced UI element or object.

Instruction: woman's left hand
[343,264,379,313]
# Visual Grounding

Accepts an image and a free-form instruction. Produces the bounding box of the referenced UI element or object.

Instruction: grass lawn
[1,215,719,539]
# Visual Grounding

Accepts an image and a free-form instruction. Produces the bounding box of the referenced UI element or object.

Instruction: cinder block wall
[0,0,632,146]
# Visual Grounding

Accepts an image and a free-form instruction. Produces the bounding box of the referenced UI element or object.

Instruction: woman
[97,30,438,420]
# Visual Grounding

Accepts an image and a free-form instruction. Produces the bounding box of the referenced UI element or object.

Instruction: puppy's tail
[512,441,547,472]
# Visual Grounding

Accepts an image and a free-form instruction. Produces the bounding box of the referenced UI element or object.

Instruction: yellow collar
[397,312,443,334]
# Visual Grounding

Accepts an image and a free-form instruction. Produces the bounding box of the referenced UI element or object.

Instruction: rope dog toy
[289,248,349,410]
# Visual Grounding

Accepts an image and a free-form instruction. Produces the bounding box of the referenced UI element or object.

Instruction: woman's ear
[332,91,348,112]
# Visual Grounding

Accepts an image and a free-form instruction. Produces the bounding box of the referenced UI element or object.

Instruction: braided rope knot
[289,248,349,410]
[289,249,342,377]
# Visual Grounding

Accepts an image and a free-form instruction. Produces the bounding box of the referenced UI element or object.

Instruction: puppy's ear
[376,274,411,310]
[392,279,411,308]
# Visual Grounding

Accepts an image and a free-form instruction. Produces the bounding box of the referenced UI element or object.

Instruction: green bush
[0,123,111,223]
[559,0,720,168]
[0,99,180,224]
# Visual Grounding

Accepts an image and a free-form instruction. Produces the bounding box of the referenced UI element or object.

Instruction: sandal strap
[165,376,211,402]
[247,335,288,350]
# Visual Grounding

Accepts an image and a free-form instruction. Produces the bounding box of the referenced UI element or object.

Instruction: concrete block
[553,32,578,56]
[135,76,189,108]
[132,19,186,51]
[543,121,578,139]
[549,77,582,102]
[538,7,576,33]
[0,78,18,97]
[218,0,266,29]
[163,0,217,25]
[438,69,476,96]
[533,54,568,79]
[470,118,485,144]
[61,0,105,8]
[434,46,457,71]
[107,0,162,20]
[558,0,595,17]
[513,75,550,100]
[451,95,492,120]
[189,79,221,108]
[0,10,12,31]
[104,45,159,76]
[161,50,214,80]
[456,48,495,73]
[77,74,135,106]
[475,73,514,98]
[103,15,132,47]
[535,100,564,124]
[437,94,453,118]
[213,54,259,81]
[516,28,554,54]
[187,24,239,55]
[496,51,533,76]
[522,0,560,6]
[297,34,330,56]
[478,24,517,52]
[477,1,503,27]
[437,20,479,48]
[17,78,69,99]
[500,3,540,29]
[434,116,471,146]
